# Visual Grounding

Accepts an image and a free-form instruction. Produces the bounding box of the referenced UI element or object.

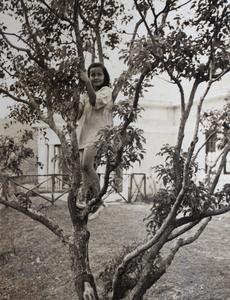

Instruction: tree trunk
[69,228,99,300]
[67,179,99,299]
[111,223,175,300]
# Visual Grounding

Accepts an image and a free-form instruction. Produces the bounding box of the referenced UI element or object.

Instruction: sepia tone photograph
[0,1,230,299]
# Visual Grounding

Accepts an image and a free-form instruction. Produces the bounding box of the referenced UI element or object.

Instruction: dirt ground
[0,199,230,300]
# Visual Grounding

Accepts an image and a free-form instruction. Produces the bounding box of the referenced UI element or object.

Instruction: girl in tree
[76,63,113,218]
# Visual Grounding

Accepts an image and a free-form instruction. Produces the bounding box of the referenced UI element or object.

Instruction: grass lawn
[0,199,230,300]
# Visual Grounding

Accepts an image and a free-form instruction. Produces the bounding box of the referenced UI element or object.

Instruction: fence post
[128,174,133,203]
[144,173,147,202]
[51,174,55,205]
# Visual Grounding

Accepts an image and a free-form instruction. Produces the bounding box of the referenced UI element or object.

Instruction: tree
[0,1,144,299]
[0,0,230,299]
[0,127,35,204]
[107,1,230,299]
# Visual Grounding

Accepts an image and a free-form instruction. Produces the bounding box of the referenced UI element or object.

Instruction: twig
[0,88,30,105]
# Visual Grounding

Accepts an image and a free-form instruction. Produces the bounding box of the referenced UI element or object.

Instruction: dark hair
[87,62,110,88]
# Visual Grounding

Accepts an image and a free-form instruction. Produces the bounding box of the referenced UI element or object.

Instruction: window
[205,134,217,172]
[205,134,230,174]
[224,153,230,174]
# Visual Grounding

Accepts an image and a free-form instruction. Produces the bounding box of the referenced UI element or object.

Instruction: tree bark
[69,229,99,300]
[67,179,99,300]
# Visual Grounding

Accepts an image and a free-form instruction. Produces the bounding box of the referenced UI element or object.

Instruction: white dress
[77,86,113,149]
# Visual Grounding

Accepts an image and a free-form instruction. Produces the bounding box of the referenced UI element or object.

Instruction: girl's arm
[77,102,84,120]
[80,71,96,106]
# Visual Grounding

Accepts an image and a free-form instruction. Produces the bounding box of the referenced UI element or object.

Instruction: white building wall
[37,123,62,190]
[136,89,230,194]
[182,93,230,190]
[36,83,230,196]
[133,99,178,194]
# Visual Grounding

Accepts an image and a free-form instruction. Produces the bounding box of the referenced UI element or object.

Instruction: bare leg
[79,149,89,200]
[79,147,106,219]
[80,146,100,200]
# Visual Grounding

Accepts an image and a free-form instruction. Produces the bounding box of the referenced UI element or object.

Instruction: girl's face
[89,67,105,90]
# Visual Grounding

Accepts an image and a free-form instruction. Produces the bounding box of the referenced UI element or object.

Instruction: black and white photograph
[0,1,230,299]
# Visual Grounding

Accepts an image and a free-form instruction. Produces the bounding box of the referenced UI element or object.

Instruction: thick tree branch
[167,219,200,241]
[204,205,230,217]
[111,186,187,297]
[123,216,209,300]
[163,62,185,112]
[175,203,230,228]
[172,77,200,193]
[95,0,104,26]
[0,196,70,246]
[133,60,159,109]
[176,78,200,151]
[72,4,85,70]
[94,27,104,64]
[182,76,213,187]
[178,216,211,246]
[157,0,176,28]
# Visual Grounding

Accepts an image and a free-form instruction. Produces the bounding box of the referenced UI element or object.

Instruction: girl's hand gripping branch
[79,70,90,83]
[80,70,96,106]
